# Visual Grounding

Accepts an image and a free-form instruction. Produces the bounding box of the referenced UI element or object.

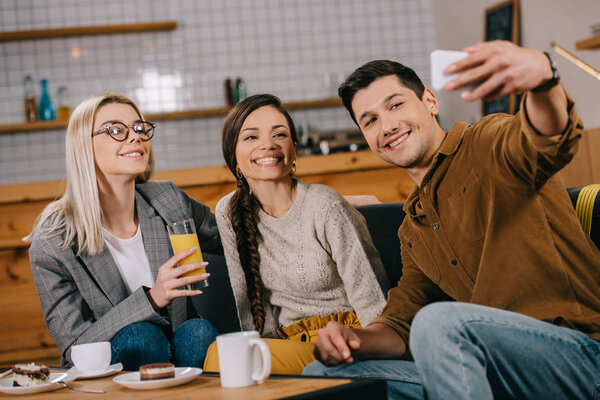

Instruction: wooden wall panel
[302,168,414,203]
[0,249,59,365]
[179,168,414,211]
[560,127,600,188]
[560,131,592,187]
[182,183,237,212]
[0,201,47,248]
[587,128,600,184]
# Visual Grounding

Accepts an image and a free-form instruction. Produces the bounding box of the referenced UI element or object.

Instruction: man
[303,40,600,399]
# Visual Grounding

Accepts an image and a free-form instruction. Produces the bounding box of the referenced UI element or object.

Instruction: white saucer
[0,371,77,395]
[113,367,202,390]
[74,363,123,380]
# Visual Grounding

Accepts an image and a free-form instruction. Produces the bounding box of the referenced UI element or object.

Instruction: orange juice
[169,233,205,277]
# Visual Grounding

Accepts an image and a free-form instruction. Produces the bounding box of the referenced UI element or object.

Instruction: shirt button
[451,259,457,265]
[432,223,439,230]
[460,186,466,193]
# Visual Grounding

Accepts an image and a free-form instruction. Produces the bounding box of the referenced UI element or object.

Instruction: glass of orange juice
[167,218,208,289]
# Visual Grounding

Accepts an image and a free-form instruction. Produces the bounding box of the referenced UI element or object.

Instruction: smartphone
[430,50,469,91]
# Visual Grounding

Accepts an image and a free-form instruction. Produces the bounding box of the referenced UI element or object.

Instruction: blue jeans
[304,358,422,400]
[111,319,218,370]
[303,302,600,400]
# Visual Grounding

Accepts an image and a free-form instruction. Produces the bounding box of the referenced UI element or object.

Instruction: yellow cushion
[575,184,600,237]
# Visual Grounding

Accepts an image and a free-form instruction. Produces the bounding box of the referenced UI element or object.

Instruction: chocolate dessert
[139,362,175,380]
[12,363,50,387]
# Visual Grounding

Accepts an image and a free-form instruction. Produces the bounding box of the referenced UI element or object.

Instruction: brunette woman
[204,94,388,374]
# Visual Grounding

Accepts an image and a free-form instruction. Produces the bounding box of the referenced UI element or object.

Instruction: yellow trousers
[203,338,315,375]
[203,311,361,375]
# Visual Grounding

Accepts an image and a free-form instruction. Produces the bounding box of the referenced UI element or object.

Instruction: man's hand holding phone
[431,41,557,102]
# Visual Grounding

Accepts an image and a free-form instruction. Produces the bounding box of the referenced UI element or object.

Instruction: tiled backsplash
[0,0,434,185]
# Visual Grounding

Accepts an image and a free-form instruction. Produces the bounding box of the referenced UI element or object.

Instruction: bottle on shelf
[24,75,38,123]
[224,78,234,107]
[38,79,55,121]
[234,77,246,104]
[57,86,71,121]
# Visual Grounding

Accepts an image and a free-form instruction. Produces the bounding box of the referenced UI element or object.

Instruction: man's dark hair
[339,60,426,125]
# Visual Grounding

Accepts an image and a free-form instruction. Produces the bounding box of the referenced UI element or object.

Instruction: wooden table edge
[281,376,387,399]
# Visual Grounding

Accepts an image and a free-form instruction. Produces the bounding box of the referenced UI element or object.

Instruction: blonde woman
[26,93,222,369]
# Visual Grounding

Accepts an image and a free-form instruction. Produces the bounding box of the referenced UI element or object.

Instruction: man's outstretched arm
[446,40,568,136]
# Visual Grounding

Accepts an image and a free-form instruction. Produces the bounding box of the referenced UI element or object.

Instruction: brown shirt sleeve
[466,89,583,190]
[367,248,451,358]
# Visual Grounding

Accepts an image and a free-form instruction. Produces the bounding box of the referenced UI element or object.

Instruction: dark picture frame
[483,0,520,115]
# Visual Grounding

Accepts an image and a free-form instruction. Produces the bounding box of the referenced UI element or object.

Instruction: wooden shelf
[0,21,177,41]
[576,33,600,50]
[0,98,343,134]
[0,120,67,133]
[279,98,342,110]
[0,150,388,205]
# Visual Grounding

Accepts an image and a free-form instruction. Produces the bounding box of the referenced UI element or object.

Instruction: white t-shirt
[103,225,154,294]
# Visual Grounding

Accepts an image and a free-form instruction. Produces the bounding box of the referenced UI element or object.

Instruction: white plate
[113,367,202,390]
[74,363,123,380]
[0,371,77,395]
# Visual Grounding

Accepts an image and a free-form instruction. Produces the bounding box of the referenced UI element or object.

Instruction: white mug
[216,331,271,388]
[70,341,111,372]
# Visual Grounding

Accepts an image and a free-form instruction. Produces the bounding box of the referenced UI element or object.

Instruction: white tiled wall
[0,0,435,184]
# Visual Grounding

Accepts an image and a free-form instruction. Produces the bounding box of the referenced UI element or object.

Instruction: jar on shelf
[57,86,71,121]
[224,78,234,107]
[24,75,38,123]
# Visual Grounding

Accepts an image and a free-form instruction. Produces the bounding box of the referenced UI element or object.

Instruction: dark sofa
[193,186,600,334]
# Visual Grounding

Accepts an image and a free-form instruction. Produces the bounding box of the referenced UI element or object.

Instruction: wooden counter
[0,150,413,367]
[0,150,411,205]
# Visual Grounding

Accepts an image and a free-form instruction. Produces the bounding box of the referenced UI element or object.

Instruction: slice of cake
[12,363,50,387]
[139,363,175,380]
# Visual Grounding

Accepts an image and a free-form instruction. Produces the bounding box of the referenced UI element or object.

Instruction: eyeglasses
[91,121,156,142]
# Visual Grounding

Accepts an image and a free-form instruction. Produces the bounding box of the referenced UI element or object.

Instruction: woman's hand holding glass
[147,247,210,309]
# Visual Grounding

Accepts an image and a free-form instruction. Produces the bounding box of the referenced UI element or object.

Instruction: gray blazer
[29,181,222,366]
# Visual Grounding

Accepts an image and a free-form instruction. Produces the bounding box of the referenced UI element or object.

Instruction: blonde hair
[25,93,154,255]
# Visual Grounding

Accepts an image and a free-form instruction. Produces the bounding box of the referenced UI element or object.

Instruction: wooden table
[4,373,386,399]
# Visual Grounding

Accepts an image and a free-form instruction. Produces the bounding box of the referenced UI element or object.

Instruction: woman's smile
[235,105,296,184]
[252,154,284,166]
[119,147,146,159]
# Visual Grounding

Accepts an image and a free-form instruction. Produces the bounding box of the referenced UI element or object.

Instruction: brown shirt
[370,91,600,351]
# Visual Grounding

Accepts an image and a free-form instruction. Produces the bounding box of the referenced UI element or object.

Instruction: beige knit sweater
[216,180,389,337]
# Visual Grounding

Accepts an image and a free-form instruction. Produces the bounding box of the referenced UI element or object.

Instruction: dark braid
[221,94,299,334]
[229,179,266,333]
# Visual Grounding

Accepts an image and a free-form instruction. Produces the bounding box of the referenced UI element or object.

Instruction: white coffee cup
[70,342,111,372]
[216,331,271,388]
